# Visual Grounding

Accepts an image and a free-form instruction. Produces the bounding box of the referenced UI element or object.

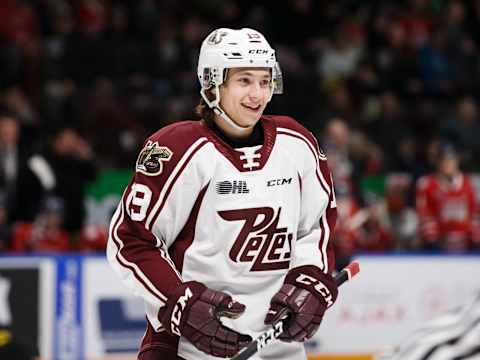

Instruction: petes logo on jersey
[219,207,293,271]
[136,141,173,176]
[216,180,250,195]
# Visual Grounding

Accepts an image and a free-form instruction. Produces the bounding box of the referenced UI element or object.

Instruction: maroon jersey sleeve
[107,121,210,330]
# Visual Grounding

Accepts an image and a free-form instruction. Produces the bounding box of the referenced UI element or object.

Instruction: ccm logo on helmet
[249,49,269,54]
[171,287,193,336]
[296,274,334,307]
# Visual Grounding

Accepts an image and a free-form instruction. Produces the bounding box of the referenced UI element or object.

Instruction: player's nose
[248,82,262,100]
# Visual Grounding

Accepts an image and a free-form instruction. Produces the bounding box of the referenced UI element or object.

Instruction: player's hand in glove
[159,281,252,358]
[264,265,338,342]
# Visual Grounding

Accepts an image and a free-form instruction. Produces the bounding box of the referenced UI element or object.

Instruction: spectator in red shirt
[416,145,479,251]
[11,196,70,252]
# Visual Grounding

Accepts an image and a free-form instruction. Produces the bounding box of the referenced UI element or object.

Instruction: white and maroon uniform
[107,115,337,360]
[416,173,479,251]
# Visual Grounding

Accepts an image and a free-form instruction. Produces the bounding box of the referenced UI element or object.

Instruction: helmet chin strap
[200,85,251,134]
[200,84,273,136]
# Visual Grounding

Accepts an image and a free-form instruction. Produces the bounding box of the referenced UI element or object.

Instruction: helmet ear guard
[200,67,224,89]
[272,62,283,95]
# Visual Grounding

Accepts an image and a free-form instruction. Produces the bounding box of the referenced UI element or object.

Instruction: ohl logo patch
[219,207,293,271]
[216,180,250,195]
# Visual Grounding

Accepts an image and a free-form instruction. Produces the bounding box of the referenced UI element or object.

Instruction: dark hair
[438,143,458,162]
[195,90,216,126]
[0,108,19,122]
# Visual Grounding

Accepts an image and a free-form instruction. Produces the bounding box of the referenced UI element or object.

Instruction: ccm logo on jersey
[136,141,173,176]
[170,287,193,336]
[296,274,334,307]
[267,178,292,187]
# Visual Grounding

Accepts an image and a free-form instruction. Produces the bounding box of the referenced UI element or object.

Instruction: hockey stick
[231,261,360,360]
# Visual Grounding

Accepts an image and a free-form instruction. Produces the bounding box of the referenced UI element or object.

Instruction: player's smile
[218,67,271,133]
[242,103,262,112]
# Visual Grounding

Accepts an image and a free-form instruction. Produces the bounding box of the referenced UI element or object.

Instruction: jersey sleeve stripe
[278,127,332,272]
[320,213,330,273]
[311,134,327,161]
[159,250,182,280]
[109,192,169,303]
[277,128,331,196]
[145,137,209,230]
[316,168,330,197]
[156,236,183,279]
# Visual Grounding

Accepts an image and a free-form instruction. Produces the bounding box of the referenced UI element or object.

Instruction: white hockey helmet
[198,28,283,95]
[197,28,283,130]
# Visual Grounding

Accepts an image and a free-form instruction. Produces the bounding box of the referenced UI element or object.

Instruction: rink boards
[0,254,478,359]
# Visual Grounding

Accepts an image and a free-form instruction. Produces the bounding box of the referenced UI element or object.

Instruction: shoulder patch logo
[136,141,173,176]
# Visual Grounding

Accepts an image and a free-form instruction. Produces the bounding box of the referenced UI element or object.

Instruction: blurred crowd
[1,0,480,261]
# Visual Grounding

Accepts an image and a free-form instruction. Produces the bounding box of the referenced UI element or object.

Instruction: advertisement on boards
[0,267,39,356]
[1,254,478,358]
[308,255,480,355]
[53,256,83,360]
[83,257,146,357]
[0,257,55,359]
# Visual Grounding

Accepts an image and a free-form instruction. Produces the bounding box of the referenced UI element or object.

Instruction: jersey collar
[201,116,276,172]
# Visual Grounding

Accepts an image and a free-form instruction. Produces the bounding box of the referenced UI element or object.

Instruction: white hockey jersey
[107,115,337,360]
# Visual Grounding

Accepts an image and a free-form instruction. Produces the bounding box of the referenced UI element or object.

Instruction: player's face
[0,117,19,146]
[219,68,272,129]
[439,156,459,177]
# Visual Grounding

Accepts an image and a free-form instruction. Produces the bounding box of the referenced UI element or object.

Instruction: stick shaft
[231,262,360,360]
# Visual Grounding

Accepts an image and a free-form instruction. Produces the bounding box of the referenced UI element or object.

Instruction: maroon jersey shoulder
[136,121,208,177]
[266,115,322,154]
[147,120,206,151]
[266,115,311,137]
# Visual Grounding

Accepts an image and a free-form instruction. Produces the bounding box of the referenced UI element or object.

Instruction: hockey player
[107,28,338,360]
[416,145,480,251]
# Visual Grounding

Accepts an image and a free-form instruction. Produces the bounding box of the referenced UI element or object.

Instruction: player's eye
[238,77,250,85]
[260,79,271,88]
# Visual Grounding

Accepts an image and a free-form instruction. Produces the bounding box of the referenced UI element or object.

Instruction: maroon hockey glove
[264,265,338,342]
[159,281,252,358]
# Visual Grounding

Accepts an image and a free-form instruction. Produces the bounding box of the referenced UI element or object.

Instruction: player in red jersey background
[416,145,480,251]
